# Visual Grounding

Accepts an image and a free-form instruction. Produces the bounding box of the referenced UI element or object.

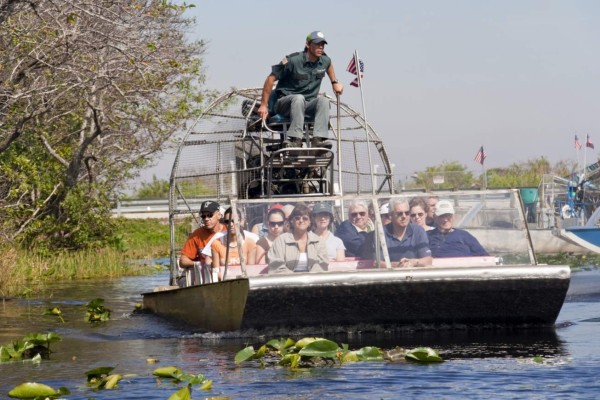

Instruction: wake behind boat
[142,88,570,332]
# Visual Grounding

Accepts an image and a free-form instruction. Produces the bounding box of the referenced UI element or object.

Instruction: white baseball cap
[435,200,455,216]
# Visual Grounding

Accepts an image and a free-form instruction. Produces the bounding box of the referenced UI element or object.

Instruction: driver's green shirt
[271,50,331,102]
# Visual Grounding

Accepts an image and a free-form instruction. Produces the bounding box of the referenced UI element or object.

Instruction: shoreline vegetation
[1,218,599,298]
[0,218,173,298]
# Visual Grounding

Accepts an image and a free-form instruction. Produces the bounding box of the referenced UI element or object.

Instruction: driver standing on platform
[257,31,344,149]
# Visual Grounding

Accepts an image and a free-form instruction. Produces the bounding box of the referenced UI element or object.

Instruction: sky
[137,0,600,186]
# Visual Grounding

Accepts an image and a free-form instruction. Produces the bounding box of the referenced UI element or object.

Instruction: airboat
[142,87,570,332]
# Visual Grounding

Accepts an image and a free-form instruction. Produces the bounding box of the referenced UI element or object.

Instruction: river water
[1,268,599,399]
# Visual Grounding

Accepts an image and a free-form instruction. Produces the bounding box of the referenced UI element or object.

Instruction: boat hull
[142,265,570,332]
[557,227,600,253]
[142,279,249,331]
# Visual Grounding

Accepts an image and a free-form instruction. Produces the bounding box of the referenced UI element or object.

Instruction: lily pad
[8,382,59,398]
[405,347,444,363]
[168,385,191,400]
[234,346,256,364]
[153,365,182,378]
[85,366,115,381]
[103,374,122,389]
[298,339,340,358]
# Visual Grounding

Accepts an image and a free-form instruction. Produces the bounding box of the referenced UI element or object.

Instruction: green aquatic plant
[153,366,212,388]
[85,366,123,389]
[235,338,445,368]
[43,307,65,323]
[404,347,444,363]
[7,382,70,399]
[0,332,62,362]
[85,298,111,322]
[235,337,387,368]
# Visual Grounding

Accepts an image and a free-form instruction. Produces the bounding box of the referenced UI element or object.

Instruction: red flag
[575,135,582,150]
[474,146,486,165]
[587,134,594,149]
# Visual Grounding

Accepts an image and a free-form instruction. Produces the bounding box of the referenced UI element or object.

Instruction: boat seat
[262,148,335,197]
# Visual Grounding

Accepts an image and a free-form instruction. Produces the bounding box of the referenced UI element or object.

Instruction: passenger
[255,206,286,264]
[427,199,489,257]
[360,198,432,268]
[311,201,345,261]
[268,203,328,273]
[379,202,391,226]
[178,200,225,287]
[409,197,434,231]
[426,195,439,227]
[335,200,372,257]
[251,203,283,238]
[257,31,344,148]
[211,208,257,280]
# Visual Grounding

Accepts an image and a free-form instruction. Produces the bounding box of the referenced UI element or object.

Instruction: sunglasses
[350,211,367,218]
[293,215,310,222]
[200,212,214,219]
[268,221,284,228]
[410,212,425,218]
[393,211,411,217]
[222,219,231,224]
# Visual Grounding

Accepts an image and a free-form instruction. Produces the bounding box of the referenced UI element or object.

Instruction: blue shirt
[427,228,489,257]
[360,223,431,261]
[335,219,369,258]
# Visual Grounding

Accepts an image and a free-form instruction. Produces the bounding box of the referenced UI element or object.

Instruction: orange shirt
[212,237,256,266]
[181,226,225,263]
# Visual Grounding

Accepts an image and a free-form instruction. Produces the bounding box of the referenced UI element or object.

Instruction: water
[1,269,599,399]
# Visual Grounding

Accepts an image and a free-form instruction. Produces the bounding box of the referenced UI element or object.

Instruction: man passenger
[335,200,372,257]
[178,200,225,287]
[427,199,489,257]
[360,198,432,268]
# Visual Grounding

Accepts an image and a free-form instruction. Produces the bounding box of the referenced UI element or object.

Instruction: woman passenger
[409,197,434,231]
[311,202,345,261]
[268,203,328,273]
[211,208,257,280]
[255,206,286,264]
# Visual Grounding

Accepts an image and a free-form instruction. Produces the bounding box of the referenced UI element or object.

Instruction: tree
[0,0,207,248]
[411,161,475,191]
[134,175,170,199]
[486,157,576,188]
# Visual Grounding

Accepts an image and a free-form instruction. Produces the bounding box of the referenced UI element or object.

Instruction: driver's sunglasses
[200,212,214,219]
[350,211,367,218]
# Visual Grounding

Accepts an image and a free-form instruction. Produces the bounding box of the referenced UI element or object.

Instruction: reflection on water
[1,269,600,399]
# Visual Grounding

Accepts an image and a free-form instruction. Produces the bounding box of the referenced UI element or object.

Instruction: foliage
[8,382,70,399]
[85,298,111,322]
[408,157,580,190]
[0,332,62,363]
[537,253,600,271]
[0,0,208,249]
[0,217,168,297]
[85,366,122,390]
[134,175,170,199]
[153,365,212,395]
[410,161,475,190]
[235,337,445,369]
[236,337,378,368]
[43,307,65,323]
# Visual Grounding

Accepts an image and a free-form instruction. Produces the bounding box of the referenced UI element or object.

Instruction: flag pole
[335,92,343,200]
[353,50,376,195]
[351,50,388,269]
